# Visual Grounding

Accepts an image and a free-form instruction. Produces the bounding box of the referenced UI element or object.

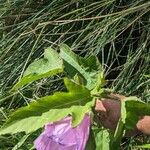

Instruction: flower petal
[34,114,90,150]
[34,132,50,150]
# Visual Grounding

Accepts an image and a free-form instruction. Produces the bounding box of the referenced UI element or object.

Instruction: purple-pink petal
[34,114,90,150]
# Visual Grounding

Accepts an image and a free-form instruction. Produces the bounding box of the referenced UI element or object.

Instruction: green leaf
[125,111,139,130]
[110,100,126,150]
[125,97,150,116]
[144,75,150,78]
[0,105,92,135]
[135,144,150,149]
[124,97,150,130]
[110,97,150,149]
[92,127,110,150]
[60,44,103,90]
[12,47,63,90]
[12,134,30,150]
[85,128,96,150]
[0,78,92,135]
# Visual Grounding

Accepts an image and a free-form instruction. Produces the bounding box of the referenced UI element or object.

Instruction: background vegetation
[0,0,150,149]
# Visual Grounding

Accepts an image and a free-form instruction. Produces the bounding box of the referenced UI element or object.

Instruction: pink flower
[34,115,90,150]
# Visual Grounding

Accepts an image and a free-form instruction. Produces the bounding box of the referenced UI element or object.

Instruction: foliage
[12,47,63,90]
[110,97,150,149]
[0,45,150,149]
[0,78,93,134]
[135,144,150,149]
[0,0,150,149]
[60,44,103,90]
[92,127,110,150]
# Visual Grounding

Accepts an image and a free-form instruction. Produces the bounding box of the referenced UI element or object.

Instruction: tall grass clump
[0,0,150,149]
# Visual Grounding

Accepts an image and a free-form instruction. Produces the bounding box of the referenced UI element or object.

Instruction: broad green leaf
[0,78,92,135]
[116,97,150,131]
[60,44,103,90]
[110,97,150,149]
[12,47,63,90]
[125,111,138,130]
[124,97,150,130]
[92,127,110,150]
[0,104,92,135]
[125,97,150,116]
